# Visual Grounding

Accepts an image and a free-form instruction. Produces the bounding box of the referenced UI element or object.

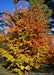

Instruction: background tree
[0,12,5,34]
[44,0,54,18]
[29,0,52,18]
[13,0,29,4]
[0,28,2,34]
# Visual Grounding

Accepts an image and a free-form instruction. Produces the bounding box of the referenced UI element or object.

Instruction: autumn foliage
[0,0,54,75]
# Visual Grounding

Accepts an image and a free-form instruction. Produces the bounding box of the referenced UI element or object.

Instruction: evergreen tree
[44,0,54,18]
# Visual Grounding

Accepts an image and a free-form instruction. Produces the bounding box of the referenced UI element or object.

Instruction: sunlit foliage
[0,0,53,75]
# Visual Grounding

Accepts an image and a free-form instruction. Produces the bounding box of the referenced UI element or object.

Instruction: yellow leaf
[30,63,34,66]
[35,64,40,69]
[25,58,29,63]
[20,65,24,70]
[25,65,31,71]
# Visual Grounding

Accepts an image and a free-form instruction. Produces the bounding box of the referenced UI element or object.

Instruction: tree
[13,0,29,4]
[13,0,52,22]
[0,0,53,75]
[0,12,5,34]
[44,0,54,18]
[29,0,52,18]
[0,28,2,34]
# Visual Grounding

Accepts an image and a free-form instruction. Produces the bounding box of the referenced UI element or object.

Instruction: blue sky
[17,0,30,12]
[0,0,14,13]
[52,0,54,1]
[0,0,30,13]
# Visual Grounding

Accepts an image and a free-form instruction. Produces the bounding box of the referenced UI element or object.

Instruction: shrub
[0,0,53,75]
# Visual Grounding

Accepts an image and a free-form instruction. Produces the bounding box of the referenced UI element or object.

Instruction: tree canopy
[0,0,53,75]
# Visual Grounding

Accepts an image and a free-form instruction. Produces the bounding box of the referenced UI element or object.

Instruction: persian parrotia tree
[0,0,53,75]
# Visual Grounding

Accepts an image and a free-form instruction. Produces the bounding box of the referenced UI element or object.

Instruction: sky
[52,0,54,1]
[0,0,30,14]
[17,0,30,12]
[0,0,14,13]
